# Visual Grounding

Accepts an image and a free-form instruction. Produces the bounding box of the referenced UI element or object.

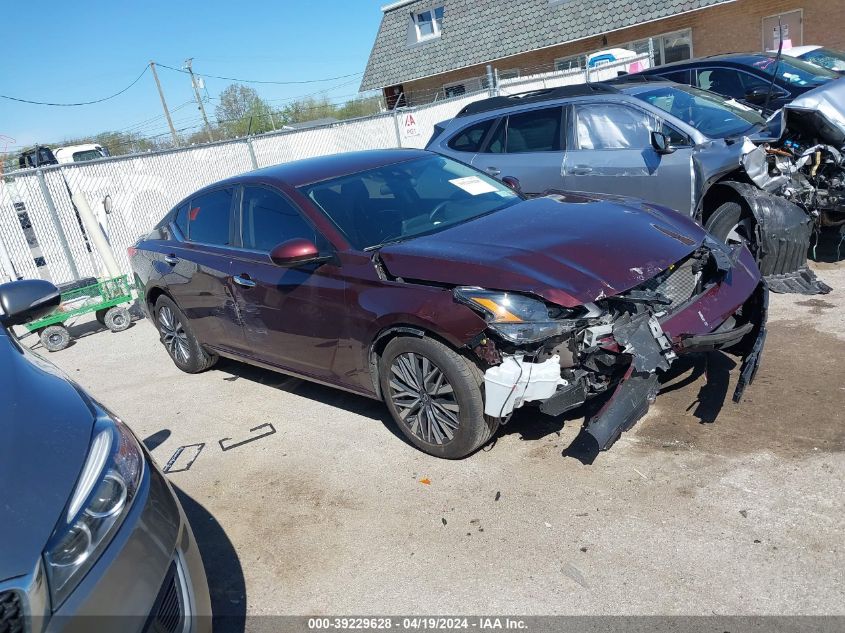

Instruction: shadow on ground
[143,431,247,633]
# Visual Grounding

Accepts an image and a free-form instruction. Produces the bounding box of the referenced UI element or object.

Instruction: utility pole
[149,61,180,147]
[185,58,214,142]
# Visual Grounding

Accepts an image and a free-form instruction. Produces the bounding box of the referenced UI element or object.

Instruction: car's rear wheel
[379,336,498,459]
[40,325,71,352]
[154,295,217,373]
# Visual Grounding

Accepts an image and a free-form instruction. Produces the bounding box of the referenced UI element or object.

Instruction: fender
[706,182,830,294]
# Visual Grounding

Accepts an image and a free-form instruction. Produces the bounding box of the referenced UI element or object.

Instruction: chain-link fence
[0,56,642,284]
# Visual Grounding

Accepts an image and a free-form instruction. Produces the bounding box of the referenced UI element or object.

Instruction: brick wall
[400,0,845,103]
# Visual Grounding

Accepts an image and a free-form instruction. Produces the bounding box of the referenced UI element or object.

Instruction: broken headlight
[454,287,573,344]
[43,411,144,607]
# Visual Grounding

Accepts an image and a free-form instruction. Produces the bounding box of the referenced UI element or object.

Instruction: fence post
[0,232,16,282]
[487,65,497,97]
[392,108,403,148]
[245,137,259,169]
[36,168,79,281]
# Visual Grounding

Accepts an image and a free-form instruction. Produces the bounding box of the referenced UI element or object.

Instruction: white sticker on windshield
[449,176,498,196]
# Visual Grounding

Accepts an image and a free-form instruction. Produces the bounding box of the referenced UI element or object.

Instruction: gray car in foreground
[429,79,845,294]
[0,279,211,633]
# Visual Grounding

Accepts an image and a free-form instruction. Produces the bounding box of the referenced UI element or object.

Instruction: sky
[0,0,387,151]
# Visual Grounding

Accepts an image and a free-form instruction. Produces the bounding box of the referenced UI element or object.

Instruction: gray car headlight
[454,287,574,344]
[43,412,144,607]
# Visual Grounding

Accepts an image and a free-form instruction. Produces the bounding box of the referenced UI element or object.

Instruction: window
[484,107,562,154]
[301,155,519,250]
[574,104,655,150]
[555,54,587,73]
[657,69,691,85]
[240,187,315,252]
[412,6,444,42]
[173,203,189,237]
[444,83,466,98]
[448,120,494,153]
[187,188,234,246]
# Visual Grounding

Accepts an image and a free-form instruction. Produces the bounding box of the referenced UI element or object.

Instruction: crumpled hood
[379,194,707,307]
[0,331,93,581]
[782,78,845,146]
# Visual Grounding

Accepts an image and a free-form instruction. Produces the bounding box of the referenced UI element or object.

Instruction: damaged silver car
[428,79,845,294]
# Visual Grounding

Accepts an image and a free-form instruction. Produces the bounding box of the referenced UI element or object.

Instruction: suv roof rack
[455,83,620,117]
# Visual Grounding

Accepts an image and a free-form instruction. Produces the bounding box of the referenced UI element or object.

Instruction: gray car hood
[0,330,93,581]
[782,78,845,146]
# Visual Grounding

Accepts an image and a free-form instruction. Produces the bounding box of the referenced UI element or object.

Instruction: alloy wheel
[388,352,460,445]
[158,306,191,364]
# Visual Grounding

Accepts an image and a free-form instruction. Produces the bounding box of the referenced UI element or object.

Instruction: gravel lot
[28,260,844,620]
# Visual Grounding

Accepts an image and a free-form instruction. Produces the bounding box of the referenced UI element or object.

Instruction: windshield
[633,84,767,138]
[796,47,845,73]
[750,55,839,85]
[300,155,521,250]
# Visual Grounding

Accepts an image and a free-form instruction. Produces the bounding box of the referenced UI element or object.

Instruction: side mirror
[500,176,523,194]
[0,279,60,327]
[744,87,770,103]
[269,238,323,267]
[650,130,675,155]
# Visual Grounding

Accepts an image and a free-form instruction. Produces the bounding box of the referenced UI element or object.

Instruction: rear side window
[447,120,494,152]
[504,107,562,153]
[188,188,234,245]
[657,69,692,85]
[240,187,315,252]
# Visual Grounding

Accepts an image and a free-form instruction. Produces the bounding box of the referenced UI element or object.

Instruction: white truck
[53,143,110,164]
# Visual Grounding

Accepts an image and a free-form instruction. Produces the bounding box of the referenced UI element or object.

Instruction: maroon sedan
[130,149,766,460]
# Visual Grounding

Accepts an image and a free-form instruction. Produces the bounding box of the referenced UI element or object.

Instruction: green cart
[25,275,135,352]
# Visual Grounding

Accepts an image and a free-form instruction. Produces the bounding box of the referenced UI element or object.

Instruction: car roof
[196,148,432,193]
[642,52,777,71]
[456,83,621,118]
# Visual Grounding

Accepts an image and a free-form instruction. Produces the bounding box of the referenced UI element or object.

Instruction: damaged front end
[462,238,767,462]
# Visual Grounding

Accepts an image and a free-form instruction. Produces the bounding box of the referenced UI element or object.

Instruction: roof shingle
[360,0,734,91]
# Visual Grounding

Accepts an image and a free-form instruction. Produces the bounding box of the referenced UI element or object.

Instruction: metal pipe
[70,190,121,279]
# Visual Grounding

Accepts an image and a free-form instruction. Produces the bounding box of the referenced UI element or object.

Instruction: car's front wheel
[379,336,498,459]
[154,295,217,373]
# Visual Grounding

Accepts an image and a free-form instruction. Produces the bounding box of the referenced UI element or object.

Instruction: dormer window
[413,6,444,42]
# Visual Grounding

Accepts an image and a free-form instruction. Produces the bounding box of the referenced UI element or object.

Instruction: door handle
[485,166,501,176]
[233,274,256,288]
[164,254,179,265]
[570,165,593,175]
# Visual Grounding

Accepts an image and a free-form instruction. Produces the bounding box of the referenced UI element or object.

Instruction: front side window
[301,155,520,250]
[633,85,766,138]
[447,120,494,153]
[695,68,745,98]
[240,187,315,252]
[412,6,444,42]
[574,104,655,150]
[188,188,234,246]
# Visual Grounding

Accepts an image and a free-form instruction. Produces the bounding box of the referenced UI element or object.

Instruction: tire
[40,325,71,352]
[705,201,757,254]
[379,336,499,459]
[95,308,108,325]
[103,306,131,332]
[154,295,217,373]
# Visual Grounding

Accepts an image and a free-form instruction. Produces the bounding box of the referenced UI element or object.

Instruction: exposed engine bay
[469,239,767,463]
[742,79,845,230]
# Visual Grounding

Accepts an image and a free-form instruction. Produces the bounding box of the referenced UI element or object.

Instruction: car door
[562,101,694,215]
[161,186,244,352]
[227,184,346,381]
[471,106,566,195]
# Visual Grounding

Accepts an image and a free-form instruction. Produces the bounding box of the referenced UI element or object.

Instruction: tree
[215,84,275,137]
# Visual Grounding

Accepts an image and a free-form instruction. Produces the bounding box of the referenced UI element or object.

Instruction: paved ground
[29,261,844,621]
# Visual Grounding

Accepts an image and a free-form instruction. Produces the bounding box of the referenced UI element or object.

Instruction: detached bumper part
[764,267,832,295]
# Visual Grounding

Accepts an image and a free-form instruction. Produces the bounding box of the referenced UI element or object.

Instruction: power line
[0,66,150,107]
[155,62,362,85]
